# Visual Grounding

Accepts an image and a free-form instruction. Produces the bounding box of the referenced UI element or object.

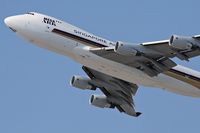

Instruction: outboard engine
[169,35,200,50]
[70,76,96,90]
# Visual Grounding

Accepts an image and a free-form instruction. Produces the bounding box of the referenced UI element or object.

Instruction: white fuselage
[4,12,200,97]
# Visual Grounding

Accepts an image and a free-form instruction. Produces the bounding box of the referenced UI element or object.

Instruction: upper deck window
[26,12,35,15]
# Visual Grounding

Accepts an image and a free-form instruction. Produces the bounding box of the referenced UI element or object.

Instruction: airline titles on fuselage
[43,17,113,46]
[74,29,108,44]
[43,17,56,26]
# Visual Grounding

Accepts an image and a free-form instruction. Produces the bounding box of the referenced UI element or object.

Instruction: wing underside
[90,47,177,77]
[82,66,141,117]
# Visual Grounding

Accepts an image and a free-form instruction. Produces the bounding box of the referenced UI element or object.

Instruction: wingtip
[136,112,142,117]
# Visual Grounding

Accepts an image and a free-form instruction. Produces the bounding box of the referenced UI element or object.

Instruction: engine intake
[114,41,138,56]
[169,35,200,50]
[70,76,95,90]
[90,95,112,108]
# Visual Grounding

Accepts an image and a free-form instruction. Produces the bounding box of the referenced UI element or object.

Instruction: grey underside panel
[90,48,177,77]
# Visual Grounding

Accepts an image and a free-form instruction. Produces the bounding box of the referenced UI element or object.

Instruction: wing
[82,66,141,117]
[142,35,200,61]
[90,35,200,77]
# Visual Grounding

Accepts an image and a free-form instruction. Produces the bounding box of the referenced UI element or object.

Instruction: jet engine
[90,95,112,108]
[114,41,138,56]
[169,35,200,50]
[70,76,96,90]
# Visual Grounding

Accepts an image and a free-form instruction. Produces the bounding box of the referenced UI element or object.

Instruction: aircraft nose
[4,17,9,25]
[4,16,21,32]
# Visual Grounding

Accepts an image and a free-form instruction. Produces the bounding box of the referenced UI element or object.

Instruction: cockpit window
[26,12,34,15]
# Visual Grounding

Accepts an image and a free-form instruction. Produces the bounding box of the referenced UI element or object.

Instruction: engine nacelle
[70,76,95,90]
[114,41,138,56]
[90,95,112,108]
[169,35,199,50]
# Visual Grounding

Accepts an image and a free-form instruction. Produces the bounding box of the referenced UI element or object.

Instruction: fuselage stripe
[164,68,200,89]
[52,28,107,48]
[170,69,200,82]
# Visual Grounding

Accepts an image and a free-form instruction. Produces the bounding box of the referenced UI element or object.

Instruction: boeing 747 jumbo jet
[4,12,200,117]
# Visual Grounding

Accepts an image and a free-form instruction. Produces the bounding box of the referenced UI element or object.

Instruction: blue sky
[1,0,200,132]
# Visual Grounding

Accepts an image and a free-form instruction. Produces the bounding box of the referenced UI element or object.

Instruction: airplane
[4,12,200,117]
